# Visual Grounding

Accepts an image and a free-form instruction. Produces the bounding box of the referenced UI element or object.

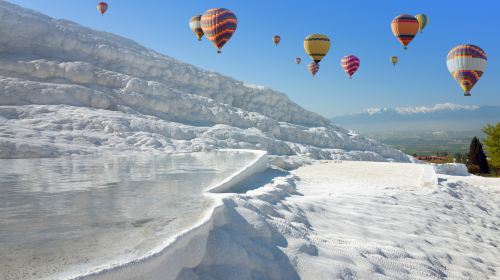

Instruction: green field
[378,138,470,156]
[364,130,483,157]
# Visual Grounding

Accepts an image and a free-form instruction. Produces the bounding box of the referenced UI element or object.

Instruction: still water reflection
[0,151,258,279]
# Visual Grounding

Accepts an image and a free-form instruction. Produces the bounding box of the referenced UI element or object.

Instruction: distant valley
[331,103,500,155]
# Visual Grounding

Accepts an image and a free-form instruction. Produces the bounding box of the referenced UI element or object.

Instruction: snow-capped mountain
[365,103,480,116]
[332,103,500,133]
[0,1,408,163]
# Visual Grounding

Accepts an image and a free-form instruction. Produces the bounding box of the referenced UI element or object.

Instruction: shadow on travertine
[177,170,302,280]
[230,168,289,194]
[176,200,301,280]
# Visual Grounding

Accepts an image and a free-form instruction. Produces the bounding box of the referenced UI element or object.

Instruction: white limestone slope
[0,1,409,163]
[180,161,500,280]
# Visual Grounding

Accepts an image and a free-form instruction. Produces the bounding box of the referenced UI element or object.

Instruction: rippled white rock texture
[0,1,409,164]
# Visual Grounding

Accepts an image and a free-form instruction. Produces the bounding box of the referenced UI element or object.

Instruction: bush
[483,123,500,176]
[468,137,489,174]
[467,164,481,174]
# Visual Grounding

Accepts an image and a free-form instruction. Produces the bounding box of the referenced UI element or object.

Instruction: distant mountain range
[331,103,500,155]
[331,103,500,135]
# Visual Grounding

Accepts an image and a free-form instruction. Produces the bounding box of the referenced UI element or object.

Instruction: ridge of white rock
[0,1,409,163]
[179,162,500,280]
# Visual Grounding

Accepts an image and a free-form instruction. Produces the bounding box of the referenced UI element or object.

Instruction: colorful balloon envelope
[308,62,320,77]
[189,15,204,41]
[341,55,360,79]
[304,34,330,63]
[97,2,108,15]
[415,14,429,34]
[273,35,281,46]
[391,14,419,49]
[295,57,301,65]
[201,8,238,53]
[390,56,399,66]
[447,44,487,96]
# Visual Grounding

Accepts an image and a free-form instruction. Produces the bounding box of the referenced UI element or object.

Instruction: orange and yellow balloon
[391,15,419,49]
[201,8,238,53]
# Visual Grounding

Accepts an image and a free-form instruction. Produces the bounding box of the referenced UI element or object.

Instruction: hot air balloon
[341,55,360,79]
[391,15,419,49]
[189,15,204,41]
[308,62,320,77]
[415,14,429,34]
[295,57,302,65]
[97,2,108,16]
[390,56,399,66]
[304,34,330,63]
[201,8,237,53]
[447,44,487,96]
[273,35,281,46]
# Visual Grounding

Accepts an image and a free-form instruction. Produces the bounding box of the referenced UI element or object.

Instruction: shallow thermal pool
[0,151,259,279]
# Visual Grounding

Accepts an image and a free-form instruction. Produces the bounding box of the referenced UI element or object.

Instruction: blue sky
[9,0,500,117]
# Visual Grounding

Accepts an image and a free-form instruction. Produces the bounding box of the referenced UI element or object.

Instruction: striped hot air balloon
[308,62,320,77]
[295,57,302,65]
[390,56,399,66]
[97,2,108,16]
[273,35,281,46]
[304,34,330,63]
[391,15,419,49]
[341,55,360,79]
[447,44,487,96]
[415,14,429,34]
[189,15,204,41]
[201,8,238,53]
